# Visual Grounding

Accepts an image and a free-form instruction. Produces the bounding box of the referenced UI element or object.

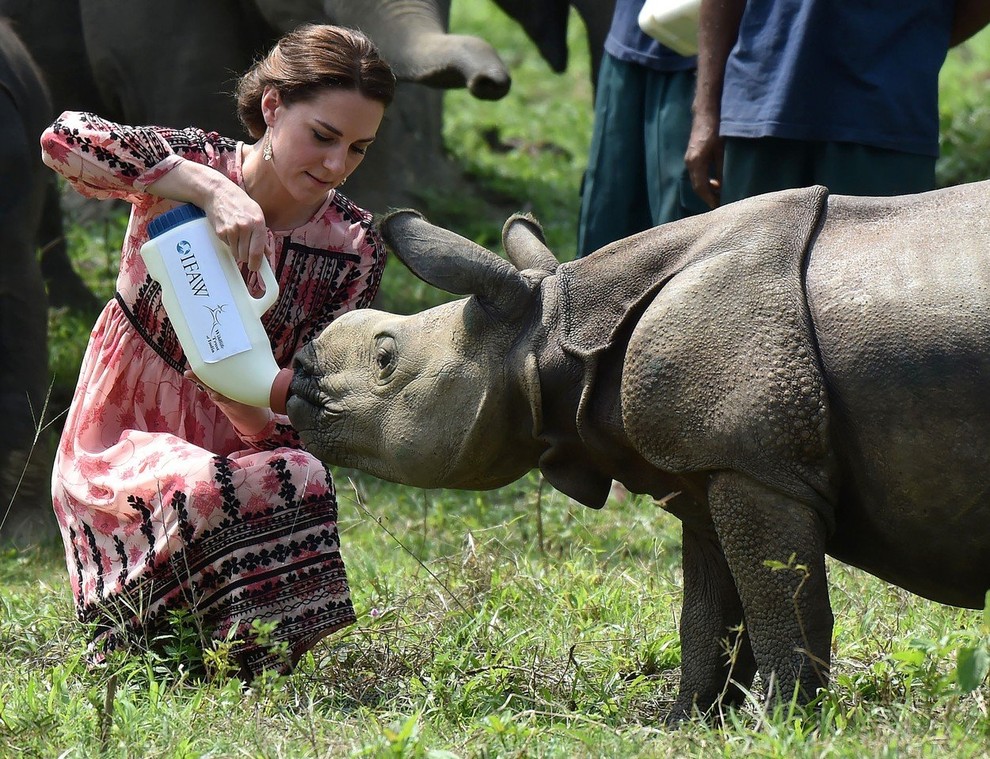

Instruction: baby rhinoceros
[287,182,990,721]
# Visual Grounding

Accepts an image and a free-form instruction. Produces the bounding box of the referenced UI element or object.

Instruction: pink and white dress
[41,111,385,676]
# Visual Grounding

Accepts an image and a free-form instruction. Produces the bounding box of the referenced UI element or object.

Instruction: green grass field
[4,5,990,757]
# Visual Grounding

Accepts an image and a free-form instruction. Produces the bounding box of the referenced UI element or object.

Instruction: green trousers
[721,137,936,205]
[577,54,704,258]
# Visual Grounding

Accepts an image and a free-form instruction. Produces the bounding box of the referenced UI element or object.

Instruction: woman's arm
[184,370,303,451]
[40,110,183,204]
[41,110,270,271]
[148,159,270,273]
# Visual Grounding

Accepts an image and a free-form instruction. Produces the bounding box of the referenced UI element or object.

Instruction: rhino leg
[670,523,758,722]
[707,472,833,707]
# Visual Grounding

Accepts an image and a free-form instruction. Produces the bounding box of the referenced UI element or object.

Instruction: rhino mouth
[286,377,346,426]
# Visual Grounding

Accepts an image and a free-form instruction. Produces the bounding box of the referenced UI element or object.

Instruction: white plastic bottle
[638,0,700,57]
[140,204,292,413]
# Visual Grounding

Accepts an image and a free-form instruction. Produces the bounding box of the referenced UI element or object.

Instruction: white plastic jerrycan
[140,204,292,413]
[638,0,700,57]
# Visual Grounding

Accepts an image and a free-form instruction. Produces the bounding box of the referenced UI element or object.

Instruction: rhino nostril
[291,348,318,377]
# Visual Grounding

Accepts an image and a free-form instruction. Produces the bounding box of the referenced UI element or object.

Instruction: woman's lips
[306,171,333,187]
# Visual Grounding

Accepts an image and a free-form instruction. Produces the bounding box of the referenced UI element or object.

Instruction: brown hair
[236,24,396,139]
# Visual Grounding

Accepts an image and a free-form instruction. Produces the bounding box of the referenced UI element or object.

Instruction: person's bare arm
[685,0,746,208]
[148,160,270,272]
[951,0,990,46]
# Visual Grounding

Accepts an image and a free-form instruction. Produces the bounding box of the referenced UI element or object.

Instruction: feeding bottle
[140,204,293,413]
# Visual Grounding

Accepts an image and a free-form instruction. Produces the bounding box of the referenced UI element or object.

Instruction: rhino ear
[501,213,559,274]
[378,209,532,313]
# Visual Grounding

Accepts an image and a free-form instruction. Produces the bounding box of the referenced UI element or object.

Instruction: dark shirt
[720,0,955,157]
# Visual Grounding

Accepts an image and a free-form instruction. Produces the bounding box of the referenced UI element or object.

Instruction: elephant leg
[0,90,58,546]
[669,521,757,722]
[39,176,100,314]
[707,471,833,706]
[0,93,48,442]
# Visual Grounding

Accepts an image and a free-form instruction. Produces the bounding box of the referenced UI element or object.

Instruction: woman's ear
[260,86,280,127]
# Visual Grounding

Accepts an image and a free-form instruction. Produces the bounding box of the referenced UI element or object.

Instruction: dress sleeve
[39,110,220,204]
[236,414,308,452]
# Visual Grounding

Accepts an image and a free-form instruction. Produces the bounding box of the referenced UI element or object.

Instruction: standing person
[686,0,990,209]
[577,0,704,258]
[40,24,395,678]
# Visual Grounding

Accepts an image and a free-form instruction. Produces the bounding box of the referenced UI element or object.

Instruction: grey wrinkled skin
[287,181,990,721]
[0,0,512,215]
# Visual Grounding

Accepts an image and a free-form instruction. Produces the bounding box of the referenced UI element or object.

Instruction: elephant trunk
[394,32,510,100]
[323,0,511,100]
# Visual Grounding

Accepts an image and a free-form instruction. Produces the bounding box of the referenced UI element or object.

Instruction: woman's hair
[236,24,396,139]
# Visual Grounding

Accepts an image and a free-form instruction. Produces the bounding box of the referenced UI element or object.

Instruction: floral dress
[41,111,385,677]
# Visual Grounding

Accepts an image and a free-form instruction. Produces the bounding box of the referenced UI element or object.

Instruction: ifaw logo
[176,240,192,256]
[203,302,231,354]
[205,303,228,330]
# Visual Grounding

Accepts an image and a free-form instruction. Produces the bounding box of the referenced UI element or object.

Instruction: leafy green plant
[954,592,990,694]
[938,26,990,187]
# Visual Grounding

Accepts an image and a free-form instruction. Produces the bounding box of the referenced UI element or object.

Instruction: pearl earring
[262,131,272,161]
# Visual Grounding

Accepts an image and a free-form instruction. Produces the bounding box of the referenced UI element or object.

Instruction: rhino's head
[287,210,561,490]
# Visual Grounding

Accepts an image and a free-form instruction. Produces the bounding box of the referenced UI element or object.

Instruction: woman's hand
[148,158,272,271]
[201,187,272,273]
[185,370,273,437]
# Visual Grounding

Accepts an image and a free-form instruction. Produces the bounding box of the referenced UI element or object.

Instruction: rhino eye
[373,336,397,380]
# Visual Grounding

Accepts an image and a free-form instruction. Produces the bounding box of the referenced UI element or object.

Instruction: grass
[5,3,990,757]
[4,486,990,757]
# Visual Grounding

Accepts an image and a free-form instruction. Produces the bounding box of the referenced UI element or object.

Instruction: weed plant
[939,25,990,188]
[4,5,990,758]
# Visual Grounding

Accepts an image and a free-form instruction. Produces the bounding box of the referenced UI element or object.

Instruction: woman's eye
[351,145,367,156]
[313,131,332,143]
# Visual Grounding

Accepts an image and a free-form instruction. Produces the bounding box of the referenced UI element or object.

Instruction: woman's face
[263,86,385,205]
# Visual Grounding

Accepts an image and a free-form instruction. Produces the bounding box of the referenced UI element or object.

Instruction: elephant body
[2,0,613,317]
[4,1,613,213]
[286,181,990,718]
[0,19,54,544]
[75,0,511,214]
[494,0,614,85]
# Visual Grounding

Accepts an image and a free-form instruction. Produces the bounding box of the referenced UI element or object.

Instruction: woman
[41,24,395,678]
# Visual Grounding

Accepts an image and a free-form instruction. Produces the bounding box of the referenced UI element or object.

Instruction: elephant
[4,0,614,215]
[2,0,612,314]
[82,0,527,216]
[285,181,990,720]
[0,19,55,544]
[74,0,614,213]
[0,1,103,312]
[494,0,614,86]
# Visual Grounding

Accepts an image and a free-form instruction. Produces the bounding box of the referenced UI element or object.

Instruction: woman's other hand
[184,370,273,436]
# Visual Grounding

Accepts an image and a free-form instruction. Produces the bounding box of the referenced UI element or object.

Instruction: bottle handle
[250,256,280,315]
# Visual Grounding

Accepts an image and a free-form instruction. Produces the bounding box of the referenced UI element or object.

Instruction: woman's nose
[323,146,347,172]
